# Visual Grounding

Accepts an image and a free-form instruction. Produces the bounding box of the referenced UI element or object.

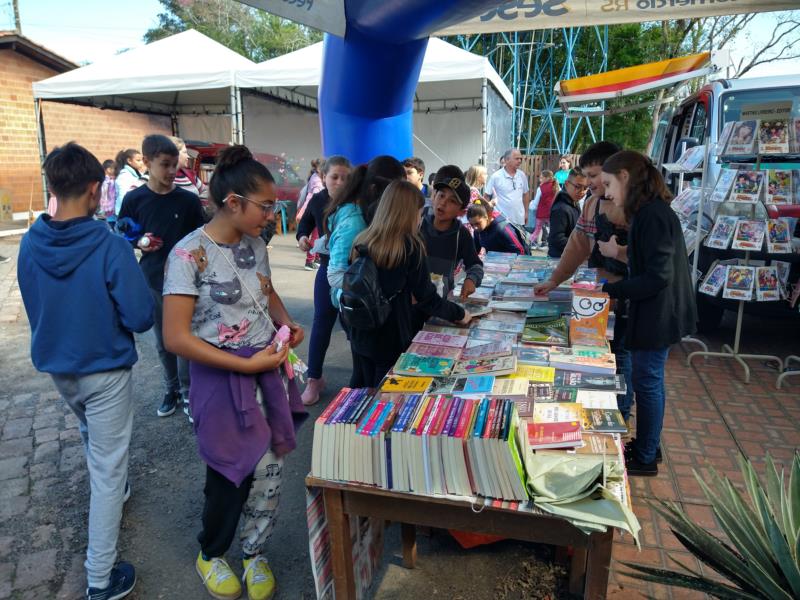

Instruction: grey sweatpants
[51,368,133,589]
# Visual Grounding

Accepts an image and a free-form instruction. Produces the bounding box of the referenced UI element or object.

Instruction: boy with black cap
[420,165,484,301]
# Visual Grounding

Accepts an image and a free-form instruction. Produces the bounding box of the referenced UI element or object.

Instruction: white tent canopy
[236,38,513,173]
[32,29,255,114]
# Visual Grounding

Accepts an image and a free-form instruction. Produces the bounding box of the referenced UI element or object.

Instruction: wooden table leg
[323,488,355,599]
[569,546,587,595]
[583,530,613,600]
[401,523,417,569]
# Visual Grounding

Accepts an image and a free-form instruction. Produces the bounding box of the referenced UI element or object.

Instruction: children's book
[406,343,463,360]
[705,215,738,249]
[756,266,780,301]
[459,339,514,361]
[452,355,518,377]
[380,376,433,394]
[722,265,755,300]
[699,261,728,297]
[521,316,569,346]
[767,170,793,204]
[725,120,757,155]
[710,168,737,204]
[516,346,550,366]
[549,348,616,375]
[730,170,763,203]
[581,408,627,434]
[731,220,766,251]
[766,219,792,254]
[393,353,455,377]
[569,289,611,349]
[451,375,495,396]
[412,331,468,348]
[758,119,790,154]
[488,300,533,312]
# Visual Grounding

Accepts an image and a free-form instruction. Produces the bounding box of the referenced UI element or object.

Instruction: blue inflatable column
[318,29,427,164]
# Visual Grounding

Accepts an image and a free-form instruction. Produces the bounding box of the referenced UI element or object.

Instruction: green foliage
[618,452,800,599]
[144,0,321,63]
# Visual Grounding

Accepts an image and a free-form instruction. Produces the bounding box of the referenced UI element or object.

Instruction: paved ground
[0,232,798,600]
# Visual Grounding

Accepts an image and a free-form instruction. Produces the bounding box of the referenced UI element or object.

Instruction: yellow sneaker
[196,552,242,600]
[242,555,276,600]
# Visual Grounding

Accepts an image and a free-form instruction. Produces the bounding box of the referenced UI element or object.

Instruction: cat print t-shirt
[163,228,276,349]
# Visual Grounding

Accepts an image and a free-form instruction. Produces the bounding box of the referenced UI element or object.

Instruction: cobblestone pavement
[1,232,799,600]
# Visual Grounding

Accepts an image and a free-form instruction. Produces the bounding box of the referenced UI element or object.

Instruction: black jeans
[350,351,395,389]
[197,465,254,558]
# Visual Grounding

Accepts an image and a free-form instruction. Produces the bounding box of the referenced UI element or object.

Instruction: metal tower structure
[448,26,608,155]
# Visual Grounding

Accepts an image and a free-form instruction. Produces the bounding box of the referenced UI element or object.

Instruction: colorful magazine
[731,220,766,251]
[393,353,455,377]
[767,170,793,204]
[722,265,755,300]
[516,346,550,366]
[710,168,737,204]
[729,170,763,203]
[758,120,790,154]
[699,262,728,297]
[705,215,738,249]
[725,120,757,155]
[756,266,780,301]
[452,355,518,377]
[412,331,468,348]
[766,219,792,254]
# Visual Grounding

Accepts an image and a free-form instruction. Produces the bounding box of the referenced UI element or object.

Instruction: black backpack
[498,217,532,255]
[339,245,396,330]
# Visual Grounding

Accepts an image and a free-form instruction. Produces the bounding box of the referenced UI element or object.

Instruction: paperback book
[474,319,525,334]
[412,331,468,348]
[549,347,616,375]
[581,408,628,434]
[451,375,495,396]
[467,329,518,345]
[699,261,728,297]
[766,219,792,254]
[516,346,550,366]
[521,420,582,450]
[767,170,793,204]
[575,390,619,410]
[452,355,518,377]
[758,119,790,154]
[725,120,756,155]
[554,371,626,393]
[380,376,432,394]
[756,266,780,301]
[722,265,755,300]
[521,316,569,346]
[459,339,514,361]
[406,343,463,360]
[393,353,455,377]
[705,215,738,249]
[507,364,556,383]
[731,220,766,251]
[532,402,583,424]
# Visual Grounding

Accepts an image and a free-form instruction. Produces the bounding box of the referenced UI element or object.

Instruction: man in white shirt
[485,148,530,225]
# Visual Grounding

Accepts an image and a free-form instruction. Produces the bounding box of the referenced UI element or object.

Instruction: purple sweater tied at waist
[189,346,308,487]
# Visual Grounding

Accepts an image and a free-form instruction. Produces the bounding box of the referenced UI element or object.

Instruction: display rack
[686,152,785,382]
[776,355,800,389]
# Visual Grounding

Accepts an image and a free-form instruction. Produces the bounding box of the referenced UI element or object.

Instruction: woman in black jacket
[348,180,471,388]
[599,151,697,477]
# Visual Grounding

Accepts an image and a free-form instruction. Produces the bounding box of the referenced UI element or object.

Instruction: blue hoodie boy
[18,215,155,375]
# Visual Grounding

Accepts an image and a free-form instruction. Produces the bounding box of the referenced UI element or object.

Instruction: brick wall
[0,49,171,214]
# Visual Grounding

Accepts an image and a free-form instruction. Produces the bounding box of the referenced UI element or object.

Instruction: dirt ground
[0,233,576,600]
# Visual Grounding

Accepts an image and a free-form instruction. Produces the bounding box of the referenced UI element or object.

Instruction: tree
[144,0,321,63]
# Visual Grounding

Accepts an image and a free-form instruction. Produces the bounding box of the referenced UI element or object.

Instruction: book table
[306,475,614,600]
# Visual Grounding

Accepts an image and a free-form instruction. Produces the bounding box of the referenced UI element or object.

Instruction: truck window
[689,102,708,142]
[720,87,800,133]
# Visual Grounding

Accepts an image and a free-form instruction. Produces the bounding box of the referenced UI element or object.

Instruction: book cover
[527,384,553,403]
[380,376,433,394]
[552,388,578,403]
[526,302,563,320]
[474,319,525,334]
[699,262,727,297]
[427,377,457,395]
[508,364,556,383]
[412,331,468,348]
[705,215,738,250]
[758,119,790,154]
[517,346,550,366]
[549,348,616,375]
[459,339,514,361]
[490,377,529,398]
[722,265,755,300]
[731,220,766,251]
[710,168,737,204]
[532,402,583,424]
[524,420,583,450]
[488,300,533,312]
[494,283,539,300]
[581,407,627,433]
[576,390,618,409]
[467,329,518,345]
[393,353,455,377]
[553,371,624,392]
[452,375,495,396]
[725,120,756,155]
[756,266,780,301]
[406,343,462,360]
[766,219,792,254]
[452,355,518,377]
[569,289,611,348]
[767,170,793,204]
[521,316,569,346]
[729,171,763,203]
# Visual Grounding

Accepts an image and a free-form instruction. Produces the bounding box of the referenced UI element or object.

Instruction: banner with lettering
[238,0,346,36]
[436,0,799,36]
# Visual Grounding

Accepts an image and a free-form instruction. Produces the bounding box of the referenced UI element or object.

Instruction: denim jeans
[51,368,133,589]
[631,347,670,463]
[611,315,634,420]
[307,262,339,379]
[149,287,190,398]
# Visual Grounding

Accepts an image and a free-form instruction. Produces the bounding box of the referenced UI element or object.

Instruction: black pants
[350,350,395,389]
[197,465,254,558]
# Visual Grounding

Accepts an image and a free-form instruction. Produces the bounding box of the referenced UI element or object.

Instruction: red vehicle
[186,141,305,203]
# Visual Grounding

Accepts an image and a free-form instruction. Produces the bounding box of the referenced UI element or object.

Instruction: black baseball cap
[433,165,470,208]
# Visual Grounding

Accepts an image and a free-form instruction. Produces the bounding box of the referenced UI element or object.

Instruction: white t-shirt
[485,168,529,225]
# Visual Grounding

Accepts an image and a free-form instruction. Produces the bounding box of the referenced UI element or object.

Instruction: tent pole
[34,99,48,211]
[230,85,239,144]
[481,78,488,166]
[235,87,244,145]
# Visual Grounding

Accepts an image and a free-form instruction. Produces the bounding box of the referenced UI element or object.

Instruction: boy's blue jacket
[18,215,155,375]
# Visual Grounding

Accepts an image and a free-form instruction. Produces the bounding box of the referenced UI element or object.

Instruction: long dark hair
[114,148,140,177]
[323,155,405,234]
[602,151,672,221]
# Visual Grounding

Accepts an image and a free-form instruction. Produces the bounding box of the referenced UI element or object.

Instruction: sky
[3,0,799,77]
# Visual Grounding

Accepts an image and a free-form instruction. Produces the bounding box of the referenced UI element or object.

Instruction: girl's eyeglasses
[229,194,280,215]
